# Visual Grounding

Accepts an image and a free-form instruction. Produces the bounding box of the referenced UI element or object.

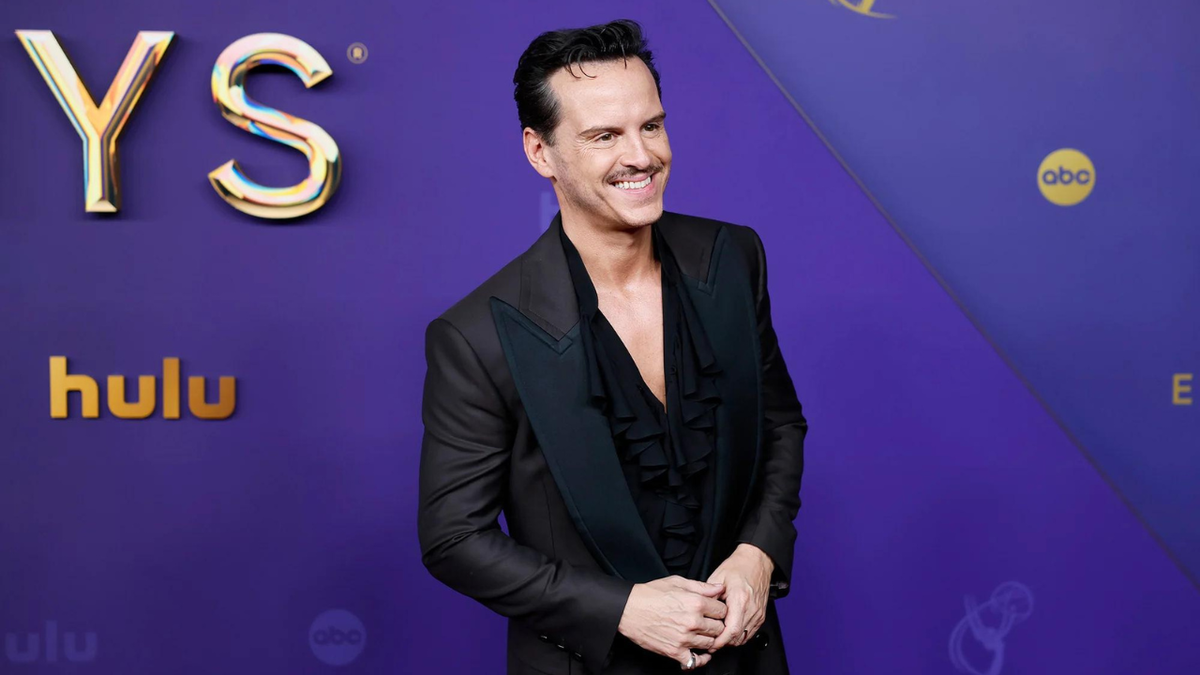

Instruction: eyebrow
[577,112,666,139]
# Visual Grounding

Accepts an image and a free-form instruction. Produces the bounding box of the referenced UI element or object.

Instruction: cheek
[592,163,616,188]
[656,133,672,156]
[655,147,672,168]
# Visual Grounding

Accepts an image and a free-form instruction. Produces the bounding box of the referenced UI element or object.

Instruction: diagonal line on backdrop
[705,0,1199,591]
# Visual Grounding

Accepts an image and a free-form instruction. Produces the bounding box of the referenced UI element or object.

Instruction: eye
[643,123,662,132]
[597,132,614,142]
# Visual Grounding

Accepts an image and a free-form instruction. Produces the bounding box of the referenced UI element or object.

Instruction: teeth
[615,176,652,190]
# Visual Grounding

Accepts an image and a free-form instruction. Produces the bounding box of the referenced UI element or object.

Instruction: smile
[610,173,655,194]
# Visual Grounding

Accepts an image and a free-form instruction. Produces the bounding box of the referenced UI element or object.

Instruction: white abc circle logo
[309,609,366,666]
[1037,148,1095,206]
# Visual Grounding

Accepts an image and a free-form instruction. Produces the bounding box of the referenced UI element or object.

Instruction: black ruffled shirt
[559,220,723,578]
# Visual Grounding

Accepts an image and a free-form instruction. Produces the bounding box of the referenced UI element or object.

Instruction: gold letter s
[209,33,341,219]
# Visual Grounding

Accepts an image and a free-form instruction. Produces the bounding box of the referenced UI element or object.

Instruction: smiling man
[417,19,807,675]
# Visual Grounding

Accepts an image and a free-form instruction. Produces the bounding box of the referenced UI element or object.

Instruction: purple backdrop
[2,1,1197,673]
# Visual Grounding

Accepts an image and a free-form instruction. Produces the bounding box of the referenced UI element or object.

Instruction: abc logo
[309,609,366,666]
[1037,149,1095,206]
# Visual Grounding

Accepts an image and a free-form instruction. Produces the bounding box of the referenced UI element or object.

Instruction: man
[418,19,807,675]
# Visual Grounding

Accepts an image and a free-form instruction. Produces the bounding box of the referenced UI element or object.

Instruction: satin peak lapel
[489,213,666,582]
[675,224,762,577]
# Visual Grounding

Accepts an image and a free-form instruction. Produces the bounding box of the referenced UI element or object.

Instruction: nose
[621,133,653,171]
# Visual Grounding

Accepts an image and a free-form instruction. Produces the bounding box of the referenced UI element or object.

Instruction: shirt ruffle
[560,220,722,575]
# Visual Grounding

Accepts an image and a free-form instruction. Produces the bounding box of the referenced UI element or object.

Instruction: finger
[734,609,759,646]
[731,611,750,646]
[686,631,718,651]
[678,650,712,670]
[699,596,727,620]
[674,577,725,596]
[675,648,698,670]
[711,596,745,651]
[750,602,768,637]
[709,624,735,652]
[738,607,765,646]
[695,617,725,638]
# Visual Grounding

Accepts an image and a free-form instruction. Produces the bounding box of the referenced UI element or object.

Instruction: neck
[559,207,659,291]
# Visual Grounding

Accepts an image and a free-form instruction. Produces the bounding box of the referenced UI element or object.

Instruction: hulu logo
[5,621,97,664]
[50,356,236,420]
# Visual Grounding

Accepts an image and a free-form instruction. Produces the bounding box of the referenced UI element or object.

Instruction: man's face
[537,57,671,231]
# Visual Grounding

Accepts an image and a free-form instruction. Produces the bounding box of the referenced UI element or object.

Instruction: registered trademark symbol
[347,42,368,64]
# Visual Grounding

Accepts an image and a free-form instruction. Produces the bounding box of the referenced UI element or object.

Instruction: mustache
[608,166,663,182]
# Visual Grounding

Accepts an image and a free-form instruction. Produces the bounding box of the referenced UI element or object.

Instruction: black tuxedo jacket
[418,210,807,675]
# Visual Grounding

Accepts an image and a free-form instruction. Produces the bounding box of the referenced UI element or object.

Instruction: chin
[616,203,663,228]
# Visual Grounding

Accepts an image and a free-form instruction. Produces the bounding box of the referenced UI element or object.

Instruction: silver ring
[685,651,696,670]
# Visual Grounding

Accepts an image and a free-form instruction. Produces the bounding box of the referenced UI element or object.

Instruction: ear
[523,127,556,180]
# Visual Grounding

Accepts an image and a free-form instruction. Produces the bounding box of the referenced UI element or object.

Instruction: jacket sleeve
[732,226,808,599]
[417,316,635,674]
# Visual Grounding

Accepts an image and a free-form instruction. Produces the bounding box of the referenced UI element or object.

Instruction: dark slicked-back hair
[513,19,662,146]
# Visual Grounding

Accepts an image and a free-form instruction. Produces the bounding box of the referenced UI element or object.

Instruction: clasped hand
[617,544,774,670]
[704,543,774,653]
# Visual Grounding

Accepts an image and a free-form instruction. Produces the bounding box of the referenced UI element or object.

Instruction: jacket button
[537,634,551,643]
[572,652,584,661]
[753,631,770,650]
